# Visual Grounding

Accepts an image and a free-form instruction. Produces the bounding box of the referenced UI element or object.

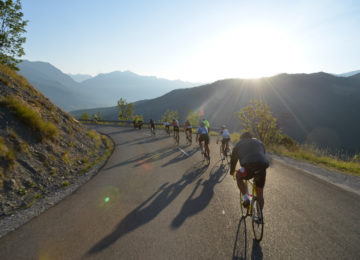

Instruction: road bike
[234,175,264,241]
[165,126,170,136]
[173,131,180,146]
[150,126,156,136]
[199,141,210,164]
[219,141,232,165]
[186,129,192,145]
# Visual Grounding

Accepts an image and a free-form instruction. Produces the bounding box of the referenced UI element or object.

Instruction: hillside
[0,64,112,217]
[18,61,104,111]
[72,72,360,154]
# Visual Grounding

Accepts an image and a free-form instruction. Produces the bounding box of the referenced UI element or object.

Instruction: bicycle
[219,141,232,165]
[199,141,210,164]
[234,174,264,241]
[186,129,192,145]
[150,126,156,136]
[165,126,170,136]
[173,132,180,146]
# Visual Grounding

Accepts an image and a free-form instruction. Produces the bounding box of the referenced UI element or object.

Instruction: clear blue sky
[22,0,360,82]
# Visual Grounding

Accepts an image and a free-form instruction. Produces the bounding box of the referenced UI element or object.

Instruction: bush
[1,96,59,140]
[0,137,8,156]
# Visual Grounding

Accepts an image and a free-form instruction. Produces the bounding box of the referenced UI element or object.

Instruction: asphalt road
[1,125,359,260]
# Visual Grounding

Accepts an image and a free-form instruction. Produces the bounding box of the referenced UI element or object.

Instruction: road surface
[1,125,359,259]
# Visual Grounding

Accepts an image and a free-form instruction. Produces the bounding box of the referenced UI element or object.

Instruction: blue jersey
[197,127,208,135]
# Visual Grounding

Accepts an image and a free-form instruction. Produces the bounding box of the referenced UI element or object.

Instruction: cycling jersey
[197,126,208,135]
[172,120,179,127]
[220,129,230,138]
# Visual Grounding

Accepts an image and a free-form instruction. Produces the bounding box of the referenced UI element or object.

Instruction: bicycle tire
[239,185,248,217]
[176,134,179,146]
[251,198,264,241]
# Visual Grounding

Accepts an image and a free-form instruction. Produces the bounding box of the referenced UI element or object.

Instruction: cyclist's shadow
[232,217,263,260]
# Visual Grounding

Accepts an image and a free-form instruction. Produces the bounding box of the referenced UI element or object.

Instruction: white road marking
[178,148,189,157]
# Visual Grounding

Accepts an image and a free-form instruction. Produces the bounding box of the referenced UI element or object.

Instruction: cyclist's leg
[254,170,266,209]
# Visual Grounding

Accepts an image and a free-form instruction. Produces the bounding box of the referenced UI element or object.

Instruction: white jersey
[220,129,230,139]
[164,122,170,126]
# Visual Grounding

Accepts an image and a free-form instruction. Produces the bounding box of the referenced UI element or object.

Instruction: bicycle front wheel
[251,198,264,241]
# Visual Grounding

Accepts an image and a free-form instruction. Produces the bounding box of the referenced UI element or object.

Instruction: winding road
[1,125,359,259]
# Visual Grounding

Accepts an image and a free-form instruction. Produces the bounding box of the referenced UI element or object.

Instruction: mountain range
[72,72,360,154]
[68,73,92,82]
[18,60,199,111]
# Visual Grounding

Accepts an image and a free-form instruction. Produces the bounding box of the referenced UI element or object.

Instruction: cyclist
[149,119,155,135]
[230,132,269,210]
[216,125,231,160]
[164,121,170,135]
[184,120,192,142]
[196,122,210,159]
[202,118,210,132]
[172,118,180,141]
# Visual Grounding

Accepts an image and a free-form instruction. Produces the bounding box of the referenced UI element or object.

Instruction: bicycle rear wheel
[251,198,264,241]
[239,190,248,217]
[176,134,179,146]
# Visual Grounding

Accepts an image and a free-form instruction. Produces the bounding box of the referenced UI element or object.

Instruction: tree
[0,0,28,70]
[96,111,102,121]
[234,99,282,145]
[80,112,90,120]
[117,98,134,120]
[161,109,178,123]
[186,109,200,127]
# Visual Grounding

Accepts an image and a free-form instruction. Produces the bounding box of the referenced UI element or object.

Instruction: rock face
[0,64,110,217]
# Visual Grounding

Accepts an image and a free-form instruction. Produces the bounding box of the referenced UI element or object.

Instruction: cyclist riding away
[196,122,210,160]
[149,119,155,135]
[202,118,210,132]
[164,121,170,135]
[216,125,231,160]
[184,120,192,142]
[172,118,180,141]
[230,132,269,210]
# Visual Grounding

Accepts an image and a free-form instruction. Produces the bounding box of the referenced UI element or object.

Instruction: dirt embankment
[0,64,113,218]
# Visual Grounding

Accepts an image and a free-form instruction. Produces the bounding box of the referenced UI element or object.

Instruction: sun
[187,24,304,81]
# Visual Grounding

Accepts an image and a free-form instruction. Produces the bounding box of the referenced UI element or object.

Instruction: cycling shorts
[199,134,209,145]
[186,127,192,134]
[236,162,267,188]
[221,138,230,145]
[173,126,179,132]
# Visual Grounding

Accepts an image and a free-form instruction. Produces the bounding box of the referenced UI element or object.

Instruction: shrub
[62,181,69,187]
[230,132,240,144]
[0,137,8,156]
[0,95,59,140]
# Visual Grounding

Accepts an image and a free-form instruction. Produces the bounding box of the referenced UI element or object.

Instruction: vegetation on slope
[0,63,113,217]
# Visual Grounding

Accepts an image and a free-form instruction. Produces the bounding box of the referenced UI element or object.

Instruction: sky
[22,0,360,82]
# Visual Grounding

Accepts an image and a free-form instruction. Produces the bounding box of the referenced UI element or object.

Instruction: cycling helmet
[221,125,226,129]
[200,122,205,127]
[240,132,252,139]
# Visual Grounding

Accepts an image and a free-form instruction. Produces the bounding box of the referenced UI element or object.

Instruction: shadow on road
[170,162,228,228]
[232,216,247,260]
[232,216,263,260]
[161,147,198,167]
[86,164,208,256]
[104,146,178,171]
[135,135,168,145]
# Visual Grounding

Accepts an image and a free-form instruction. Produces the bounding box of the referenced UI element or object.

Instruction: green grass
[79,134,114,175]
[0,137,8,156]
[62,181,70,187]
[87,130,102,148]
[1,96,59,141]
[269,145,360,177]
